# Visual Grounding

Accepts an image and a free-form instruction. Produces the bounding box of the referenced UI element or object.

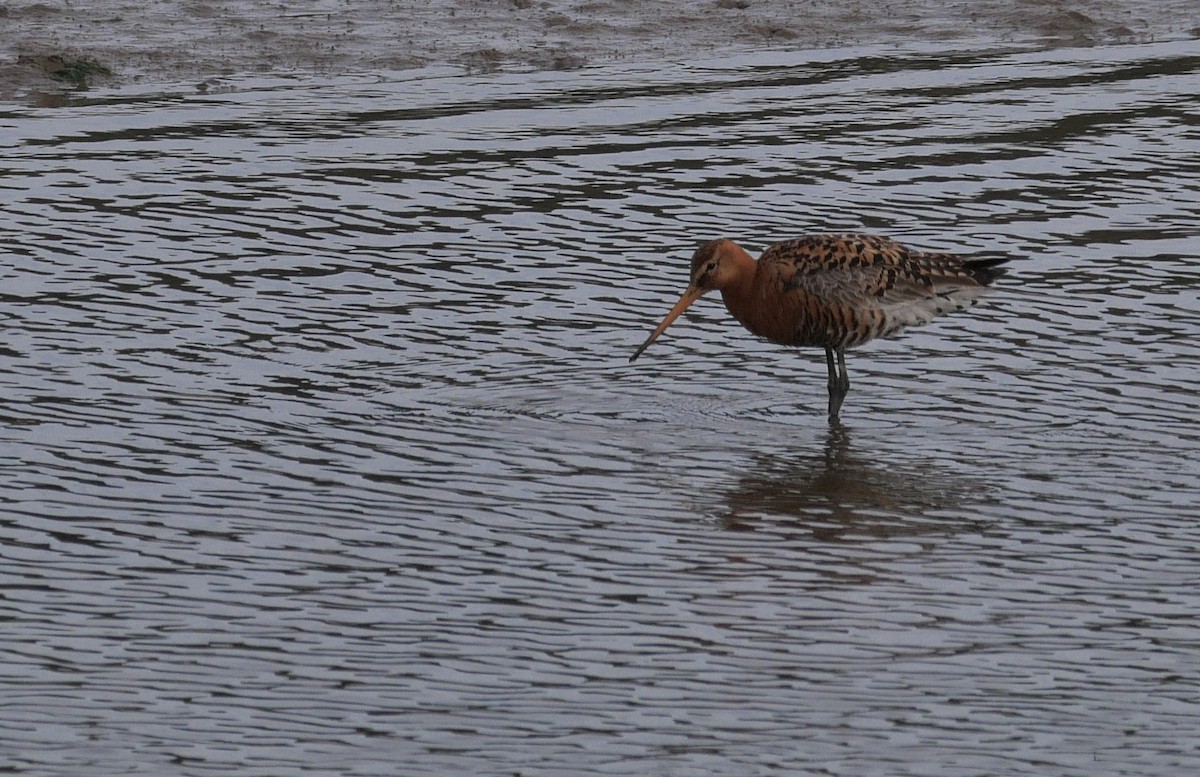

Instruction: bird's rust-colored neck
[708,239,805,345]
[706,240,761,330]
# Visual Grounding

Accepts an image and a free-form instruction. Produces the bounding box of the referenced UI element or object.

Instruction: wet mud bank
[2,0,1198,98]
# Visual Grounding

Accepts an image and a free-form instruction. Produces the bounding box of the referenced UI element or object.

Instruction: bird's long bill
[629,285,704,362]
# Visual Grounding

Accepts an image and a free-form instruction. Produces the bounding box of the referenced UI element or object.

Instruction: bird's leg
[826,348,849,419]
[824,347,843,419]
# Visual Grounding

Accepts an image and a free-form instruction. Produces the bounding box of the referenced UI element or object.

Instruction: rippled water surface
[3,39,1199,776]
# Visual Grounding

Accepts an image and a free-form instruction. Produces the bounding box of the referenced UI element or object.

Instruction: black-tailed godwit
[629,234,1009,418]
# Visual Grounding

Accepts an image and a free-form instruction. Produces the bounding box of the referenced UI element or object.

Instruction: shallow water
[2,39,1199,776]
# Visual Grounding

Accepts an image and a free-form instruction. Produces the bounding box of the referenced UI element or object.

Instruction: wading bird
[629,234,1008,419]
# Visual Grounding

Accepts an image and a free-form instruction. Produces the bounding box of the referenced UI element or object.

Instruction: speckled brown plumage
[630,233,1009,419]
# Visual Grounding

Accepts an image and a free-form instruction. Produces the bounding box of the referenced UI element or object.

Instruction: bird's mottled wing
[760,234,994,347]
[763,234,934,304]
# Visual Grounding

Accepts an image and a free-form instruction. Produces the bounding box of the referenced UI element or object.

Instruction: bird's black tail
[963,256,1010,286]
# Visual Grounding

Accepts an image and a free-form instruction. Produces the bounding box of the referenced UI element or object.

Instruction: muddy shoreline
[2,0,1198,98]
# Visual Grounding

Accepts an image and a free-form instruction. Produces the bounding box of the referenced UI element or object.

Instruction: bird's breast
[721,285,819,347]
[721,286,881,350]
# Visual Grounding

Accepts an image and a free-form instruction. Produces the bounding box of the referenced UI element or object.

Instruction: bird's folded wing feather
[765,236,988,335]
[765,235,939,304]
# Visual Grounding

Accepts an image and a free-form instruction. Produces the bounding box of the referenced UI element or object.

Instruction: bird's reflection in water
[719,421,986,540]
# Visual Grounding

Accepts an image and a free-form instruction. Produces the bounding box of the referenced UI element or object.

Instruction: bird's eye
[705,262,717,274]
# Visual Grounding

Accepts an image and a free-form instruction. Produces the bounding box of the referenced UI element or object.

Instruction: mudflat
[2,0,1197,97]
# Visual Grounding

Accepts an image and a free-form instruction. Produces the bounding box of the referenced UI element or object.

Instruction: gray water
[2,39,1199,776]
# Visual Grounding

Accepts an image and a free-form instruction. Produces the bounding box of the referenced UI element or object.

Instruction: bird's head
[628,239,743,362]
[688,238,743,291]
